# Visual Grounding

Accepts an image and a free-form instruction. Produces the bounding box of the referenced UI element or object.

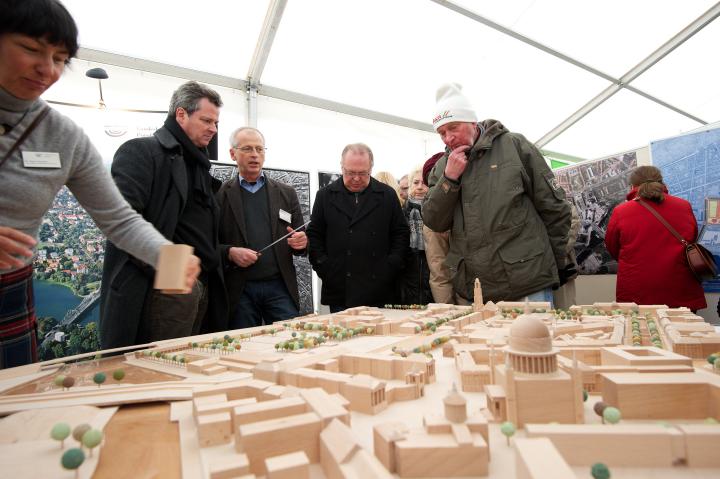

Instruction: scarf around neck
[163,114,215,208]
[405,198,425,251]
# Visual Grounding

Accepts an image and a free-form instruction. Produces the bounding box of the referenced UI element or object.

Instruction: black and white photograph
[555,152,637,275]
[208,163,237,184]
[318,171,341,190]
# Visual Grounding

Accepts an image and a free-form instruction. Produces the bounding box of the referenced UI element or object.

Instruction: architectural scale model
[0,281,719,478]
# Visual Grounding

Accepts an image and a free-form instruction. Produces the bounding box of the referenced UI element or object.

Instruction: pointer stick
[257,219,311,254]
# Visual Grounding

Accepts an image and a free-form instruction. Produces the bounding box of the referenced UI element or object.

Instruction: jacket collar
[470,119,507,156]
[154,126,182,151]
[328,176,347,193]
[328,177,384,225]
[149,126,188,205]
[626,184,669,201]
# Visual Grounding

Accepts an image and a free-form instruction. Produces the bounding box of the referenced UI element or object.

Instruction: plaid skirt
[0,265,37,369]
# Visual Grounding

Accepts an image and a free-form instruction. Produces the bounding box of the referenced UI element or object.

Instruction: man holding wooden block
[100,82,229,348]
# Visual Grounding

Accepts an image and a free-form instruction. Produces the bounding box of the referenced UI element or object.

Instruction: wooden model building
[0,294,719,478]
[484,316,584,427]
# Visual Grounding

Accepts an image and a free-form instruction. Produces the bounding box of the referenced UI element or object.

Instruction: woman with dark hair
[0,0,199,368]
[605,165,706,311]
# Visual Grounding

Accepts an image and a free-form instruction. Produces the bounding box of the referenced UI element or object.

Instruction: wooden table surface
[95,403,180,479]
[0,356,184,478]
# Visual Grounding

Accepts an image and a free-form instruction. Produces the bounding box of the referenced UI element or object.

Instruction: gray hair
[340,143,374,168]
[169,81,223,115]
[229,126,265,147]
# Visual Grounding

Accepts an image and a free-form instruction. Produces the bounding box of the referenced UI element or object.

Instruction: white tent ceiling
[47,0,720,165]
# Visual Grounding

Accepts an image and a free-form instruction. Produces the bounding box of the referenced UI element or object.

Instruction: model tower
[473,278,484,312]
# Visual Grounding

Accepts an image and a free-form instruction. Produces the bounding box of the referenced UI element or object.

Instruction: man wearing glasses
[217,127,307,328]
[307,143,409,312]
[101,81,229,348]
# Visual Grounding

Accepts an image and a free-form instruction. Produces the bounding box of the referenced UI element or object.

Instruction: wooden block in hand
[154,244,194,293]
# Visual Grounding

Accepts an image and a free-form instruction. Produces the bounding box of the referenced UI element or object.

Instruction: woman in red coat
[605,166,707,311]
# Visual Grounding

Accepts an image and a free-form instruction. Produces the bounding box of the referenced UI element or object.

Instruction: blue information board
[650,127,720,292]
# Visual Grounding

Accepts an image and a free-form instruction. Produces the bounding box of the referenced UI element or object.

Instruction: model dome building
[443,384,467,423]
[485,316,584,427]
[506,316,558,374]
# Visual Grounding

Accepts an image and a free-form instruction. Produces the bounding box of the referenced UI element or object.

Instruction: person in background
[421,153,454,304]
[398,174,409,206]
[217,127,306,328]
[552,202,581,310]
[605,165,706,311]
[374,171,402,206]
[100,81,229,349]
[0,0,199,368]
[400,165,432,305]
[307,143,408,312]
[423,83,573,305]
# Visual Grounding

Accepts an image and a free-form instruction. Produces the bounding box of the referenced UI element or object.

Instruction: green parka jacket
[423,120,570,302]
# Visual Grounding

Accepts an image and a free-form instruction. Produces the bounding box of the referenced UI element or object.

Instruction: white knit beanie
[432,83,478,131]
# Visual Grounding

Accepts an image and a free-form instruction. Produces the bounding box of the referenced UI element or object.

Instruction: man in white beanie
[423,83,574,305]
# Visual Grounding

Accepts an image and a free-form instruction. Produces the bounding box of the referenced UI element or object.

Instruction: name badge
[22,151,61,168]
[279,209,292,223]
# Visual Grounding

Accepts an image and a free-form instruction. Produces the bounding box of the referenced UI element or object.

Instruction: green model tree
[81,429,103,457]
[603,406,621,425]
[50,422,71,449]
[112,369,125,381]
[500,421,516,446]
[61,447,85,477]
[591,462,611,479]
[92,372,106,387]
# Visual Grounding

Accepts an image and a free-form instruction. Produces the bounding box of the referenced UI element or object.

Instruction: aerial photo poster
[34,107,166,360]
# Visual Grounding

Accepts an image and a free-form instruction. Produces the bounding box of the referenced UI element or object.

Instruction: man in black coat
[217,127,307,328]
[307,143,409,312]
[100,81,229,348]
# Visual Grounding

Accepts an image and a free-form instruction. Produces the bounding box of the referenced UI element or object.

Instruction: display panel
[554,152,638,274]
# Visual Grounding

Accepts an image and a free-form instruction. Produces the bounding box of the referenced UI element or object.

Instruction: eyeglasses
[234,146,267,154]
[342,168,371,179]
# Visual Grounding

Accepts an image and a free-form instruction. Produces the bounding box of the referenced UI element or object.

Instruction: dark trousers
[230,278,298,329]
[145,279,208,342]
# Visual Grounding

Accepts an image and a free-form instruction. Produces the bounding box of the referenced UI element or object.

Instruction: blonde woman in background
[374,171,403,207]
[400,166,432,304]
